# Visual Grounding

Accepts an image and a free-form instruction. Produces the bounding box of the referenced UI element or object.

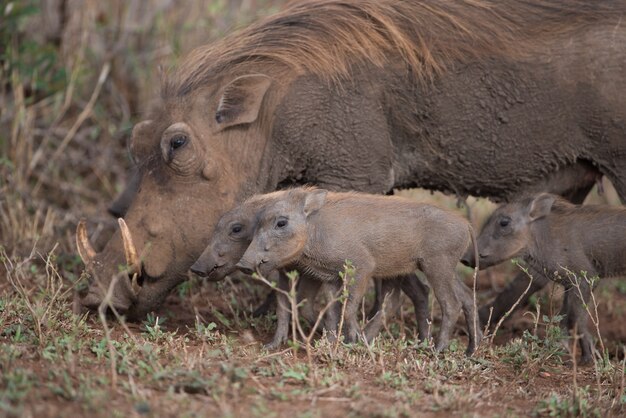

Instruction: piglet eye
[499,217,511,227]
[170,134,187,151]
[276,219,288,228]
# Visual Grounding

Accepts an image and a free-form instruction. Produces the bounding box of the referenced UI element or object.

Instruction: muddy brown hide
[463,194,626,363]
[79,0,626,320]
[238,188,480,354]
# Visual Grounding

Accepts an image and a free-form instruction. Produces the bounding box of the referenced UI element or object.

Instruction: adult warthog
[77,0,626,321]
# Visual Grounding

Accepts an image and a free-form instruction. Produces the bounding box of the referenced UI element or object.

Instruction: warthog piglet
[237,187,480,355]
[463,193,626,364]
[191,190,430,348]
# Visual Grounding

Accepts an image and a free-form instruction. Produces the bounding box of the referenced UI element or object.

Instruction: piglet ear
[214,74,272,132]
[303,189,328,217]
[528,193,555,221]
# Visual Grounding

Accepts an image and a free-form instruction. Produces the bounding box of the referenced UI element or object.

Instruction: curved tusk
[118,218,140,275]
[76,220,96,264]
[131,273,141,296]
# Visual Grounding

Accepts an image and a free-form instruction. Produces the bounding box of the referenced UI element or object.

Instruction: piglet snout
[461,250,476,268]
[190,262,209,277]
[235,259,255,275]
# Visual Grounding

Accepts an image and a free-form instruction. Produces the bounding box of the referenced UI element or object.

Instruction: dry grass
[1,246,625,417]
[1,1,625,417]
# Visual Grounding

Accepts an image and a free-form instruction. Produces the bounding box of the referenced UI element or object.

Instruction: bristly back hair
[163,0,624,97]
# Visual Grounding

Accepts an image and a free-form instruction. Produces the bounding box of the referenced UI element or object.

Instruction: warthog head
[461,193,556,269]
[189,205,258,282]
[237,189,328,277]
[77,74,276,319]
[190,190,292,281]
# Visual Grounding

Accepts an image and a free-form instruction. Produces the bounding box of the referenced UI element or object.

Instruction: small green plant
[498,321,567,370]
[195,317,218,342]
[333,260,356,349]
[378,370,409,390]
[534,387,601,418]
[91,337,138,375]
[176,276,203,298]
[141,313,167,341]
[0,369,36,406]
[281,364,309,384]
[337,260,356,305]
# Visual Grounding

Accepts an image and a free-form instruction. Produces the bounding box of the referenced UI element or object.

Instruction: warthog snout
[190,247,231,281]
[235,260,255,275]
[460,251,475,268]
[76,218,143,314]
[460,251,488,269]
[190,259,212,277]
[462,249,495,269]
[81,286,133,314]
[235,254,270,276]
[189,264,206,277]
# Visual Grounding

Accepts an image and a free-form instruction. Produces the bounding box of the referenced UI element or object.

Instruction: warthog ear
[129,119,154,162]
[214,74,272,132]
[528,193,556,221]
[303,189,328,217]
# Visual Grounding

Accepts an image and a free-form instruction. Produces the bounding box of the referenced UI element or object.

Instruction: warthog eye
[170,134,188,151]
[231,224,243,234]
[499,217,511,227]
[276,218,288,229]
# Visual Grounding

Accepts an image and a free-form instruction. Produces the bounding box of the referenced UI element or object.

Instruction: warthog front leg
[265,271,290,350]
[421,257,480,354]
[454,276,482,355]
[564,270,596,365]
[341,262,375,344]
